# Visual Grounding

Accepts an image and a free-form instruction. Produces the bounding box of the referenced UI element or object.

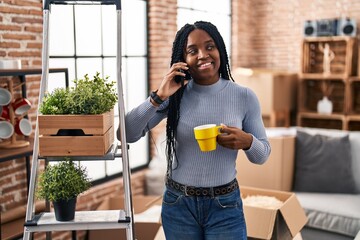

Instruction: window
[177,0,231,58]
[48,0,148,182]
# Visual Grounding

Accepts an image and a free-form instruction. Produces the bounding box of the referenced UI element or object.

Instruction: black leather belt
[166,178,238,197]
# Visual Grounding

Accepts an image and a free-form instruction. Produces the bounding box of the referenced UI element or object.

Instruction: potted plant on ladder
[38,72,118,156]
[36,158,91,221]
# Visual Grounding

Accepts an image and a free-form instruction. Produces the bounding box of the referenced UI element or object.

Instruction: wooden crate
[38,110,114,156]
[349,79,360,114]
[297,112,346,130]
[301,36,357,77]
[347,115,360,131]
[298,78,347,114]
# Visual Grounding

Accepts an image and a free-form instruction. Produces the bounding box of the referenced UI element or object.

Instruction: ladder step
[24,210,130,232]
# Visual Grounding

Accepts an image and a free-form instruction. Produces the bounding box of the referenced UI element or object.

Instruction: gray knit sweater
[125,78,271,187]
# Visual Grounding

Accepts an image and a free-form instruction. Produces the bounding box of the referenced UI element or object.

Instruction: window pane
[102,5,117,56]
[177,0,192,8]
[76,58,102,79]
[103,57,117,83]
[81,161,106,181]
[49,5,75,56]
[192,0,230,14]
[49,58,76,91]
[126,57,147,110]
[123,0,147,56]
[75,6,102,56]
[106,158,123,176]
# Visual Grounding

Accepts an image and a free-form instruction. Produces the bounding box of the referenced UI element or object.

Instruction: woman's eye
[187,49,197,55]
[207,45,215,50]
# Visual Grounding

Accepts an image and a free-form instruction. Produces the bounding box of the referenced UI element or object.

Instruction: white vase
[317,96,333,114]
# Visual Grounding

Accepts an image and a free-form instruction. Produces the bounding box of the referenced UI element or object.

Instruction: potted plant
[36,158,91,221]
[37,72,118,156]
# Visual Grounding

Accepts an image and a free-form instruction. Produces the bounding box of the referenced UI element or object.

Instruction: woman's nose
[198,50,209,59]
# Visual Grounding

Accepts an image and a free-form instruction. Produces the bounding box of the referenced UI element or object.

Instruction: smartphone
[175,69,191,86]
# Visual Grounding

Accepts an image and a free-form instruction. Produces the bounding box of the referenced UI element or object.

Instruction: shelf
[301,37,357,77]
[347,115,360,131]
[24,210,130,232]
[299,73,349,80]
[297,112,346,130]
[39,142,123,161]
[298,79,347,114]
[303,36,356,42]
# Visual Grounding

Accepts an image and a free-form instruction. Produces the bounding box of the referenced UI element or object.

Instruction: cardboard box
[88,195,162,240]
[241,186,308,240]
[233,68,297,115]
[154,226,166,240]
[237,135,295,191]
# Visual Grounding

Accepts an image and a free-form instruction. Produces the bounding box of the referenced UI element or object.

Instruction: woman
[123,21,271,240]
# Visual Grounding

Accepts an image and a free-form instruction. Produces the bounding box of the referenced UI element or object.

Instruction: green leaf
[39,72,118,115]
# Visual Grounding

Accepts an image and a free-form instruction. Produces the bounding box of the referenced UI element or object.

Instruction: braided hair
[165,21,233,177]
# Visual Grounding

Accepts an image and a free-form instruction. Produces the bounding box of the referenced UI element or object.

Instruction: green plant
[40,72,118,115]
[36,158,91,202]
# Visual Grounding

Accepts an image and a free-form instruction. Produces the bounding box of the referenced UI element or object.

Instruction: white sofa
[266,127,360,240]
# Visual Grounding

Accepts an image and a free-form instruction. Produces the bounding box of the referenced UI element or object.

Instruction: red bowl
[12,98,32,116]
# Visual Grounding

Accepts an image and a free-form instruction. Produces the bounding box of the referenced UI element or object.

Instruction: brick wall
[232,0,360,72]
[1,0,360,239]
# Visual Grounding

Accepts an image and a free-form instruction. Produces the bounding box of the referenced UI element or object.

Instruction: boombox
[304,18,357,37]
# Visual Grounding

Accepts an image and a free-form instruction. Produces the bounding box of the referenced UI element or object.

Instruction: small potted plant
[36,158,91,221]
[37,72,118,156]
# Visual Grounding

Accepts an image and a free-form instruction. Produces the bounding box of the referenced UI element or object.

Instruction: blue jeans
[161,186,247,240]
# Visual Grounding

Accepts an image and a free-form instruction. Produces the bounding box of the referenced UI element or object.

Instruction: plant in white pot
[36,158,91,221]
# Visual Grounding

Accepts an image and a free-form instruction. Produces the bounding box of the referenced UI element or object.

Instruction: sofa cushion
[294,127,360,192]
[296,192,360,237]
[349,132,360,192]
[293,130,357,194]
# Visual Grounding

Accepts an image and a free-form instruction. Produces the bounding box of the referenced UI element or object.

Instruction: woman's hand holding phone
[154,62,189,103]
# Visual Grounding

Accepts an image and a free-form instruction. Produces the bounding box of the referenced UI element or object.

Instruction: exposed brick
[26,42,42,48]
[0,41,21,48]
[2,33,36,40]
[2,0,42,8]
[8,50,41,57]
[24,25,42,32]
[12,17,42,24]
[0,24,22,31]
[0,6,41,16]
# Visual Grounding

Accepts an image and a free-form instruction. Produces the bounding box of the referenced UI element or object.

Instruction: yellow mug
[193,124,221,152]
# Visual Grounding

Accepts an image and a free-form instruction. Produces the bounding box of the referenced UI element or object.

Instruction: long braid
[165,21,233,178]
